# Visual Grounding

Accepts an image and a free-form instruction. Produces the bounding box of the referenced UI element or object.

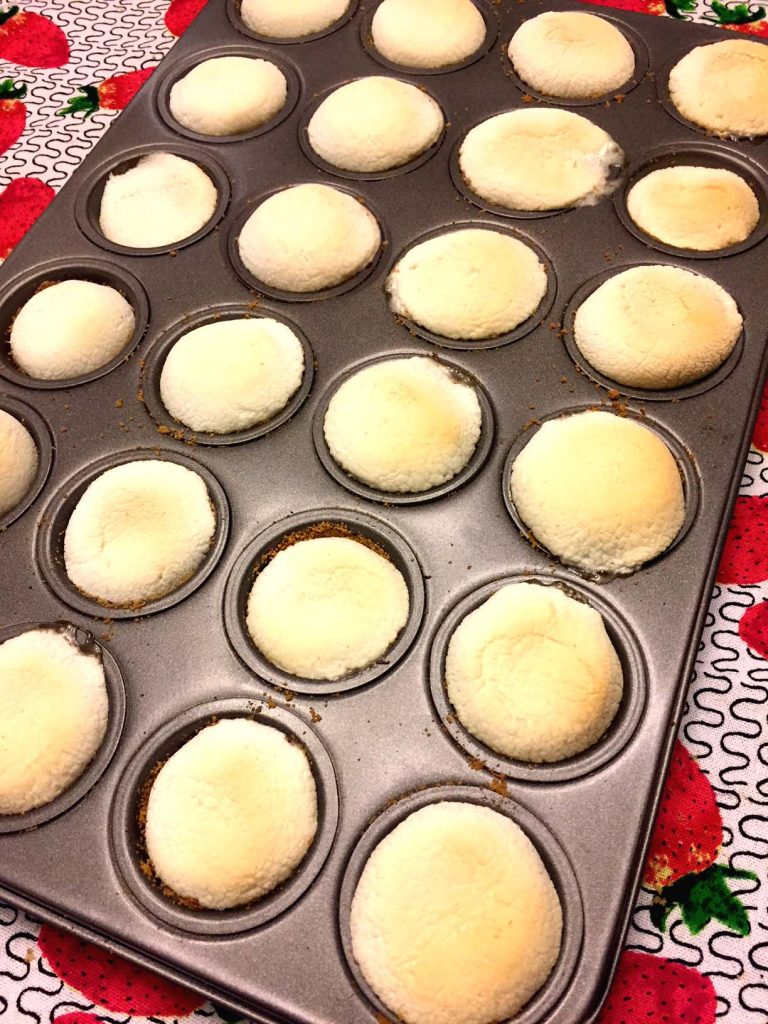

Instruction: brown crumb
[521,93,533,103]
[468,757,485,771]
[115,399,124,409]
[608,388,620,400]
[309,707,322,723]
[254,521,391,574]
[489,777,508,797]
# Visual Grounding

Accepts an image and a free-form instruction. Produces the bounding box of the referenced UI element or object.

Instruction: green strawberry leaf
[0,8,20,28]
[708,0,766,23]
[665,0,698,18]
[57,85,99,118]
[652,863,757,936]
[0,78,25,100]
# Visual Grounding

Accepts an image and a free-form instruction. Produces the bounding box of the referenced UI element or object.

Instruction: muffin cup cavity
[0,394,54,530]
[429,573,647,783]
[227,0,359,43]
[338,783,583,1024]
[657,51,768,143]
[449,123,625,221]
[155,44,302,144]
[223,508,426,695]
[297,80,447,182]
[227,187,387,302]
[75,144,231,257]
[0,620,125,834]
[312,351,495,504]
[504,15,649,107]
[614,142,768,260]
[141,304,314,446]
[110,697,338,934]
[562,264,745,402]
[387,221,557,350]
[37,448,230,619]
[501,405,701,584]
[0,258,149,390]
[359,0,497,76]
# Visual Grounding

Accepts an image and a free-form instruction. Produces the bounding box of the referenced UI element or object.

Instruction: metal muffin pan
[0,1,767,1022]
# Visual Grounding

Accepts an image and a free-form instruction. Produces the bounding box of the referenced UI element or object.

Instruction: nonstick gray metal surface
[1,2,767,1022]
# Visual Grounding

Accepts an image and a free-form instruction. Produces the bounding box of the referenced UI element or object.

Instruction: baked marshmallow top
[387,227,548,340]
[0,628,108,815]
[509,11,635,100]
[99,152,217,249]
[64,459,216,606]
[169,56,288,137]
[350,801,563,1024]
[247,536,409,680]
[10,279,135,380]
[307,77,443,173]
[459,108,622,211]
[323,356,482,492]
[145,718,317,909]
[371,0,486,69]
[626,165,759,252]
[669,40,768,138]
[0,409,38,518]
[240,0,350,38]
[573,265,742,390]
[237,183,381,293]
[510,411,686,575]
[446,582,623,762]
[160,317,305,434]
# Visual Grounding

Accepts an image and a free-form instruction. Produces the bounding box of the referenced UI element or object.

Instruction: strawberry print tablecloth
[1,1,767,1022]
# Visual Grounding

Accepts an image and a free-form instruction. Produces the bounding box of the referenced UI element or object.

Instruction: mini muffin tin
[0,2,767,1022]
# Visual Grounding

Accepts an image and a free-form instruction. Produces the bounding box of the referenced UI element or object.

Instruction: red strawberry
[738,600,768,658]
[596,951,716,1024]
[0,7,69,68]
[582,0,668,14]
[59,67,155,118]
[643,741,756,934]
[0,176,54,259]
[53,1015,103,1024]
[165,0,207,36]
[752,381,768,452]
[717,495,768,585]
[727,18,768,34]
[38,924,205,1016]
[0,77,25,155]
